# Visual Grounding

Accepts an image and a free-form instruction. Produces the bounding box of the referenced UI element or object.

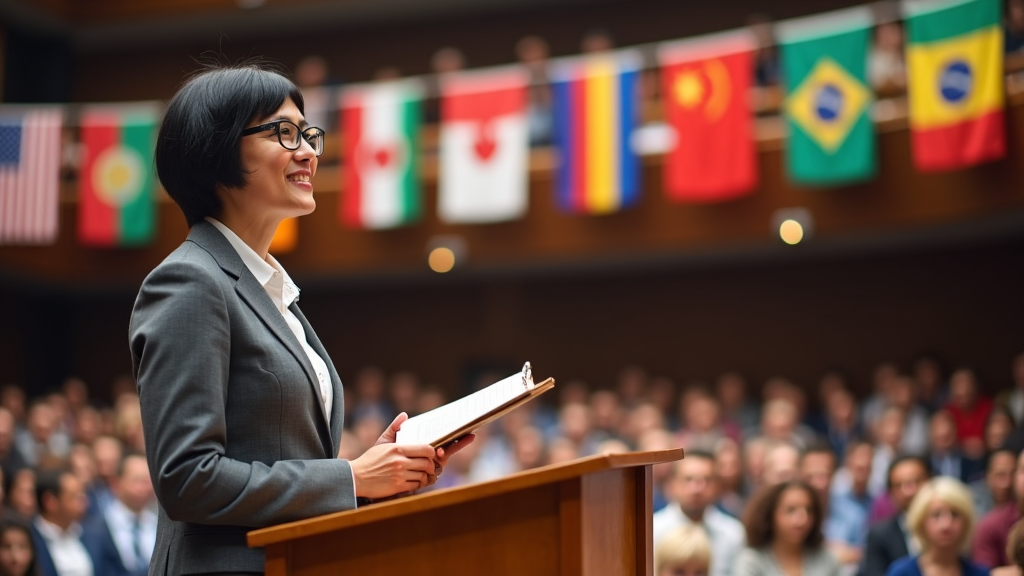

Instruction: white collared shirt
[104,499,157,571]
[33,516,93,576]
[206,217,333,418]
[653,503,746,576]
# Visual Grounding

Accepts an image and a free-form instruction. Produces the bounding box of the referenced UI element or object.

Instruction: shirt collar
[33,515,81,540]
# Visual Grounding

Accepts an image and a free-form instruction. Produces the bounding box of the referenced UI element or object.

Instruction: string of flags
[0,0,1008,248]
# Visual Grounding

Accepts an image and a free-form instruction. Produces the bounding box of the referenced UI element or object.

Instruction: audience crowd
[1,349,1024,575]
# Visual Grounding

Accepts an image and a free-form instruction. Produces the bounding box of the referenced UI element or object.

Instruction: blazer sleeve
[130,253,356,528]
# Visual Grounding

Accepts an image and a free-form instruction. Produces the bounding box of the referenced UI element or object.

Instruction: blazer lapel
[290,303,345,453]
[186,222,333,454]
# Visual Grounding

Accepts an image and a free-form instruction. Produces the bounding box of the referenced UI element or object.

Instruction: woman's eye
[278,125,293,136]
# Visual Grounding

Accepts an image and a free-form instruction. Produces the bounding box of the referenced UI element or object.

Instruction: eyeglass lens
[278,121,324,156]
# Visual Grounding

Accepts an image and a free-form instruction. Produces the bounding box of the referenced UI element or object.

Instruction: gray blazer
[129,221,356,575]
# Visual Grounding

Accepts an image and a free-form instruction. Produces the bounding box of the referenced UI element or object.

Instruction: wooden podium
[248,448,683,576]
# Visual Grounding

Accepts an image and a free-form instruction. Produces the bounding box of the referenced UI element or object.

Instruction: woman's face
[0,529,32,576]
[234,97,318,220]
[773,487,815,547]
[922,499,966,550]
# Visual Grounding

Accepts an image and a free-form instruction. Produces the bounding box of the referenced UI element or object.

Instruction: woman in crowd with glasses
[130,63,471,576]
[886,477,989,576]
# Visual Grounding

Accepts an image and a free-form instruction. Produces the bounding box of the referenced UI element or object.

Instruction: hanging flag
[0,107,63,245]
[905,0,1004,171]
[659,30,758,202]
[779,7,876,186]
[79,107,158,247]
[551,50,642,214]
[340,79,422,229]
[438,66,529,224]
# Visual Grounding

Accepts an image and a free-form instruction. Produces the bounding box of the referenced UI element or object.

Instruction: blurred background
[0,0,1024,571]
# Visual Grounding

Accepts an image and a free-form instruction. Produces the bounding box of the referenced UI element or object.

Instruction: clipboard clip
[522,362,535,390]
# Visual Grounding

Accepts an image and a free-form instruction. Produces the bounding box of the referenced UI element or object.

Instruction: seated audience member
[819,388,861,461]
[0,516,38,576]
[716,372,760,434]
[913,355,949,415]
[638,429,676,512]
[1007,0,1024,55]
[29,469,93,576]
[872,406,907,496]
[0,409,26,481]
[862,362,900,434]
[625,402,666,447]
[388,371,420,417]
[869,20,906,91]
[890,377,930,456]
[678,394,726,453]
[82,454,156,576]
[555,402,602,456]
[946,368,994,460]
[992,520,1024,576]
[759,399,813,450]
[762,442,801,487]
[861,456,932,576]
[744,437,772,495]
[590,390,624,442]
[89,435,123,516]
[973,449,1024,568]
[886,477,988,576]
[799,446,864,567]
[615,365,648,409]
[985,408,1017,454]
[734,480,840,576]
[655,524,712,576]
[653,452,745,576]
[831,441,875,514]
[930,410,984,483]
[647,377,678,428]
[15,403,69,469]
[971,449,1018,518]
[714,438,746,518]
[6,470,35,520]
[997,353,1024,425]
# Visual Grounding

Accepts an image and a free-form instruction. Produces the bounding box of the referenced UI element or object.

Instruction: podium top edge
[247,447,683,548]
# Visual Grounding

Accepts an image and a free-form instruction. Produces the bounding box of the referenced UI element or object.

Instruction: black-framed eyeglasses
[241,119,325,156]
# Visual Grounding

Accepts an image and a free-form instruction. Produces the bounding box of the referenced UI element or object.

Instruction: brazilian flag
[779,7,876,186]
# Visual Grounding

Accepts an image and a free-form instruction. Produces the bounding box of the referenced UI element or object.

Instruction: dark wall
[2,27,73,103]
[3,235,1021,404]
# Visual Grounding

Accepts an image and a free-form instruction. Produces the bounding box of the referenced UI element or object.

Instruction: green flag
[779,7,876,186]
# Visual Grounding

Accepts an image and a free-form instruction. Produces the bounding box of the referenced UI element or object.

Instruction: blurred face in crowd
[670,457,716,520]
[949,370,978,409]
[762,401,798,441]
[355,367,385,403]
[27,404,56,443]
[714,440,743,491]
[547,437,578,465]
[889,459,929,511]
[513,427,545,470]
[68,444,97,486]
[914,358,943,399]
[818,372,846,406]
[800,451,836,503]
[873,363,899,394]
[0,387,25,424]
[118,455,155,513]
[684,396,719,434]
[8,470,35,518]
[590,391,621,432]
[93,436,124,484]
[846,444,873,495]
[745,439,770,486]
[715,373,746,411]
[921,498,967,550]
[887,378,917,410]
[986,451,1017,506]
[559,403,592,444]
[628,403,665,442]
[0,409,15,453]
[986,410,1014,451]
[826,390,856,429]
[389,372,419,415]
[43,473,88,529]
[876,407,906,449]
[73,406,101,445]
[774,486,815,547]
[647,377,676,415]
[62,378,88,411]
[929,412,958,453]
[0,527,32,576]
[762,444,800,486]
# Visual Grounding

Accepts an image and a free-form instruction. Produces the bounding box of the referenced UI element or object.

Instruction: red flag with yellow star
[659,31,757,202]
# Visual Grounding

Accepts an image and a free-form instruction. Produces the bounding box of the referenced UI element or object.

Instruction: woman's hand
[349,443,436,499]
[365,413,477,490]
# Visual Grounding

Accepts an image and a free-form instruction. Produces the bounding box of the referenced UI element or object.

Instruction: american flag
[0,108,63,245]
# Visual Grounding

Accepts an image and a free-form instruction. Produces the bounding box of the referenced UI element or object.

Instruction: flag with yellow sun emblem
[659,30,758,202]
[79,106,158,247]
[779,7,876,186]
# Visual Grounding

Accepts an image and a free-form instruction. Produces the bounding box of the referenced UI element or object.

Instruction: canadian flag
[438,67,529,224]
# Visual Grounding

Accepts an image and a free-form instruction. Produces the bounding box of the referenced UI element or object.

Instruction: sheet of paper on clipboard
[395,362,555,448]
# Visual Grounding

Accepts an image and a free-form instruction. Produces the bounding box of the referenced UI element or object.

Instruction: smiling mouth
[288,174,311,183]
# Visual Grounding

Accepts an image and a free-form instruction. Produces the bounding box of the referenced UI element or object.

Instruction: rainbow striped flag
[551,51,642,214]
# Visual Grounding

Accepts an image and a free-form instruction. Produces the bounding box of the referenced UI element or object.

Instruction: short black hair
[885,455,931,490]
[155,63,305,227]
[35,469,71,514]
